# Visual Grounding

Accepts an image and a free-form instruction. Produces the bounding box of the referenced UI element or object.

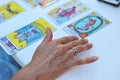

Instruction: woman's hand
[11,28,98,80]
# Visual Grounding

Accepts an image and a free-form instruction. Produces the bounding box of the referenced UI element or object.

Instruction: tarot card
[22,0,37,8]
[0,1,24,23]
[64,11,110,38]
[34,0,58,7]
[47,0,89,25]
[0,36,18,55]
[7,18,55,49]
[98,0,120,7]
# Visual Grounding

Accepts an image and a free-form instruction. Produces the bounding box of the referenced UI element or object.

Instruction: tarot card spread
[47,0,89,25]
[0,1,24,23]
[0,18,55,55]
[64,12,110,38]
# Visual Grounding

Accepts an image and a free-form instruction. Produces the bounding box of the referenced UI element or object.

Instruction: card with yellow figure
[0,1,24,23]
[7,18,55,49]
[34,0,58,7]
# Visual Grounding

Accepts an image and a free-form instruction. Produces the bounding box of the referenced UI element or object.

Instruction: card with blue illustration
[0,18,55,55]
[6,18,55,49]
[64,11,110,38]
[47,0,89,25]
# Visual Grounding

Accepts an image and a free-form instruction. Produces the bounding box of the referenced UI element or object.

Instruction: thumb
[42,27,53,44]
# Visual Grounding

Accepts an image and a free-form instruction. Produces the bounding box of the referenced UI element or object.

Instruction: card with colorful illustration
[0,36,18,55]
[47,0,89,25]
[64,11,110,38]
[22,0,37,8]
[0,1,24,23]
[34,0,58,7]
[7,18,55,49]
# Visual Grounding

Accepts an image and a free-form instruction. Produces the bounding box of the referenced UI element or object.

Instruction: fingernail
[92,56,98,61]
[87,44,93,49]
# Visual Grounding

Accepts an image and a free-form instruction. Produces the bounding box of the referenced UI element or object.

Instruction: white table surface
[0,0,120,80]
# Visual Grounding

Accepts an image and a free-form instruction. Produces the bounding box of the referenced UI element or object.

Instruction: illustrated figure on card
[0,1,24,23]
[48,0,89,25]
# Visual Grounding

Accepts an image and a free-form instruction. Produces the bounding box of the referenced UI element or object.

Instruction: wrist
[11,63,38,80]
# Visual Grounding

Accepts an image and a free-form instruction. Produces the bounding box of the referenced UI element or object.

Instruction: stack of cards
[0,1,24,23]
[0,18,55,55]
[47,0,90,25]
[64,11,110,38]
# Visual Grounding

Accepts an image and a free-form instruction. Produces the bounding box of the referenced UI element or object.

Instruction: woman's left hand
[11,28,98,80]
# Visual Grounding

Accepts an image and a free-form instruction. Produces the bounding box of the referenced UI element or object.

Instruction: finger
[77,39,88,45]
[58,43,92,65]
[50,56,98,75]
[63,39,88,50]
[58,56,98,70]
[48,56,98,77]
[71,56,98,65]
[66,43,93,56]
[57,36,78,44]
[42,27,53,44]
[76,43,93,53]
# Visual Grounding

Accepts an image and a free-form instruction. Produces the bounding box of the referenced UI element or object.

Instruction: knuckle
[71,41,78,46]
[62,37,69,41]
[76,60,83,65]
[77,46,84,52]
